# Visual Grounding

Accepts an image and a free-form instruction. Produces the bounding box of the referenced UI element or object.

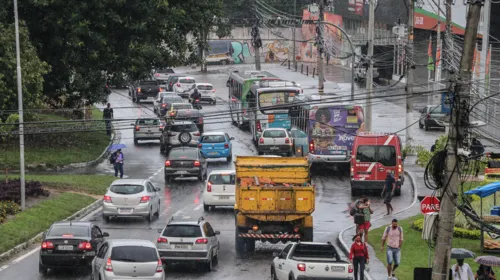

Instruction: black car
[156,95,183,117]
[164,147,208,182]
[39,221,109,275]
[173,109,204,133]
[166,74,185,91]
[132,80,165,103]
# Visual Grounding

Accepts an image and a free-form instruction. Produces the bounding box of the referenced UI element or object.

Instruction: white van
[202,170,236,211]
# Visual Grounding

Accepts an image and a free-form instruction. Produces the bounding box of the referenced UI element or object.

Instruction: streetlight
[13,0,26,210]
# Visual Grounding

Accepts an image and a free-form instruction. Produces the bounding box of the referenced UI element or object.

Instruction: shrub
[0,179,50,203]
[411,217,480,239]
[0,201,21,223]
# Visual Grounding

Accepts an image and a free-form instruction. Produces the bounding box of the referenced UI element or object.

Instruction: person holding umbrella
[108,144,126,178]
[475,265,496,280]
[451,259,474,280]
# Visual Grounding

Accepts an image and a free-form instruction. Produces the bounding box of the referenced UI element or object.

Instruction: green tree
[0,23,50,117]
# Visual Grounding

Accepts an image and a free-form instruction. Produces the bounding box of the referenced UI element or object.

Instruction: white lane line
[173,210,183,217]
[0,265,9,272]
[193,204,203,211]
[183,216,191,219]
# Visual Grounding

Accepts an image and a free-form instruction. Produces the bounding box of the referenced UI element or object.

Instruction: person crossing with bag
[349,233,369,280]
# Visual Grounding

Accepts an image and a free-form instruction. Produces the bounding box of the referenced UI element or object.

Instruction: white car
[202,170,236,211]
[173,76,196,98]
[257,128,294,156]
[187,83,217,104]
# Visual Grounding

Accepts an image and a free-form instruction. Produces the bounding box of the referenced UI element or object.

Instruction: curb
[0,199,103,263]
[336,170,419,280]
[64,128,120,169]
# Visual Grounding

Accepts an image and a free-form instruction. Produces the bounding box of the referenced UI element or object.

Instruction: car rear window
[47,225,89,237]
[356,145,397,166]
[173,104,193,110]
[292,244,337,259]
[209,174,235,184]
[137,119,159,125]
[168,148,197,158]
[263,130,286,138]
[163,225,202,237]
[201,135,225,143]
[179,78,195,84]
[170,123,198,132]
[428,106,443,113]
[110,185,145,195]
[176,110,199,117]
[140,81,158,85]
[158,69,174,74]
[197,85,213,90]
[111,246,158,262]
[164,97,182,104]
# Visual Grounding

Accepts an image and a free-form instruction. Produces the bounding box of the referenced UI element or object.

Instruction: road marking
[183,216,191,219]
[0,265,8,272]
[193,204,203,211]
[173,210,183,216]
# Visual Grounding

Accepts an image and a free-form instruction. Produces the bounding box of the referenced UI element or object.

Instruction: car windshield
[179,78,195,84]
[111,246,158,263]
[170,123,198,132]
[209,174,235,184]
[163,225,202,238]
[140,81,158,86]
[158,69,174,74]
[110,184,145,195]
[201,135,225,143]
[197,85,213,90]
[173,104,193,110]
[137,119,159,125]
[356,145,397,166]
[263,130,286,138]
[163,97,182,104]
[169,148,197,158]
[47,225,89,237]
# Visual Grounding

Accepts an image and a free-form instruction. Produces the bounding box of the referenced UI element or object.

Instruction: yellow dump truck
[234,156,315,254]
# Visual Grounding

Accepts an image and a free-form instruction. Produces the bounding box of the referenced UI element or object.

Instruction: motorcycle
[190,98,202,110]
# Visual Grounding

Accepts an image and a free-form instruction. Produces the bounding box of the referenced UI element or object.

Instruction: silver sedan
[102,179,161,222]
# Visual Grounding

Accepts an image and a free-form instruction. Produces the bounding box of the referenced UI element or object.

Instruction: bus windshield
[259,91,296,108]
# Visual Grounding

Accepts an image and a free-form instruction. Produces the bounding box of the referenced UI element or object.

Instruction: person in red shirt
[349,233,369,280]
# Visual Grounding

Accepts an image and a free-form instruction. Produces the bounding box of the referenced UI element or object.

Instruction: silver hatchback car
[156,216,220,271]
[91,239,165,280]
[102,179,161,222]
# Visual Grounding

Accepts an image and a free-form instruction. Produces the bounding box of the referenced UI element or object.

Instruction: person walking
[381,218,403,279]
[349,233,369,280]
[103,103,114,136]
[381,170,395,215]
[358,197,373,243]
[451,259,474,280]
[431,139,438,152]
[114,149,124,178]
[476,264,496,280]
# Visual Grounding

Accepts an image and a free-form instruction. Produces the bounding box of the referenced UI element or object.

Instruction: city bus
[226,70,280,127]
[290,96,365,168]
[248,80,302,142]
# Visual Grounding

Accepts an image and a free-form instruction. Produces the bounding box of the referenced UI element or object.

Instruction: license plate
[85,251,96,256]
[219,196,230,200]
[58,245,73,251]
[118,208,133,214]
[146,132,154,135]
[177,171,188,175]
[330,266,345,272]
[205,147,213,150]
[174,245,190,249]
[270,146,279,150]
[209,152,218,155]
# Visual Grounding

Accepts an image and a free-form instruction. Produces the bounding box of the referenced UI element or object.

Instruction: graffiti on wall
[228,40,290,64]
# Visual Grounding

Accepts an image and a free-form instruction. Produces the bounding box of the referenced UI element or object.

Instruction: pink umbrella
[475,256,500,267]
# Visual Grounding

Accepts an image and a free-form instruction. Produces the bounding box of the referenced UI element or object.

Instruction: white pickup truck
[271,242,354,280]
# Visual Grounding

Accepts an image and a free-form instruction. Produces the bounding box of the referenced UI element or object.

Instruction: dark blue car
[198,132,234,162]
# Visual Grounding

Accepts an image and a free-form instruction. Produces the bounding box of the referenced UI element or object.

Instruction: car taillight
[159,87,164,91]
[156,259,163,272]
[159,125,164,131]
[194,132,201,136]
[199,117,203,124]
[398,164,402,173]
[78,242,92,250]
[309,140,315,153]
[256,120,261,131]
[207,182,212,192]
[427,114,430,120]
[194,161,200,167]
[198,143,202,148]
[140,196,150,203]
[285,138,290,144]
[259,138,264,144]
[212,89,216,93]
[224,143,229,148]
[135,125,140,131]
[157,237,168,243]
[350,167,354,176]
[170,112,175,116]
[176,83,180,87]
[137,87,141,93]
[41,241,54,249]
[103,195,112,203]
[105,258,113,272]
[161,104,166,108]
[297,263,306,271]
[155,73,160,77]
[165,160,171,167]
[196,238,208,244]
[348,264,353,273]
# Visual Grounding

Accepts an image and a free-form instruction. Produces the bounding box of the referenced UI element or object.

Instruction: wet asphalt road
[0,65,439,280]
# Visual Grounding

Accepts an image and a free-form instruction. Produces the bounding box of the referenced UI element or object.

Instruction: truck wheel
[302,228,313,242]
[235,230,245,256]
[246,239,255,253]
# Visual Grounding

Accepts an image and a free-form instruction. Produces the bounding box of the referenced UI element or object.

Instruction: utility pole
[317,0,325,95]
[445,0,453,73]
[405,0,415,148]
[201,29,207,73]
[365,0,375,131]
[13,0,26,210]
[251,24,262,71]
[293,0,297,69]
[433,0,443,105]
[479,0,490,119]
[431,1,482,279]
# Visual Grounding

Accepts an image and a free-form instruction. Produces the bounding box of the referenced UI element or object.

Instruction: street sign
[420,196,440,214]
[441,93,452,114]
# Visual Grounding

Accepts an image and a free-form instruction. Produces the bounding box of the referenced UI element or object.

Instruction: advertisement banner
[259,91,295,107]
[309,106,365,155]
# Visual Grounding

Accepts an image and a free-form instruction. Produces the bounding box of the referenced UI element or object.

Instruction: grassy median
[0,107,110,169]
[367,215,482,279]
[0,192,96,254]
